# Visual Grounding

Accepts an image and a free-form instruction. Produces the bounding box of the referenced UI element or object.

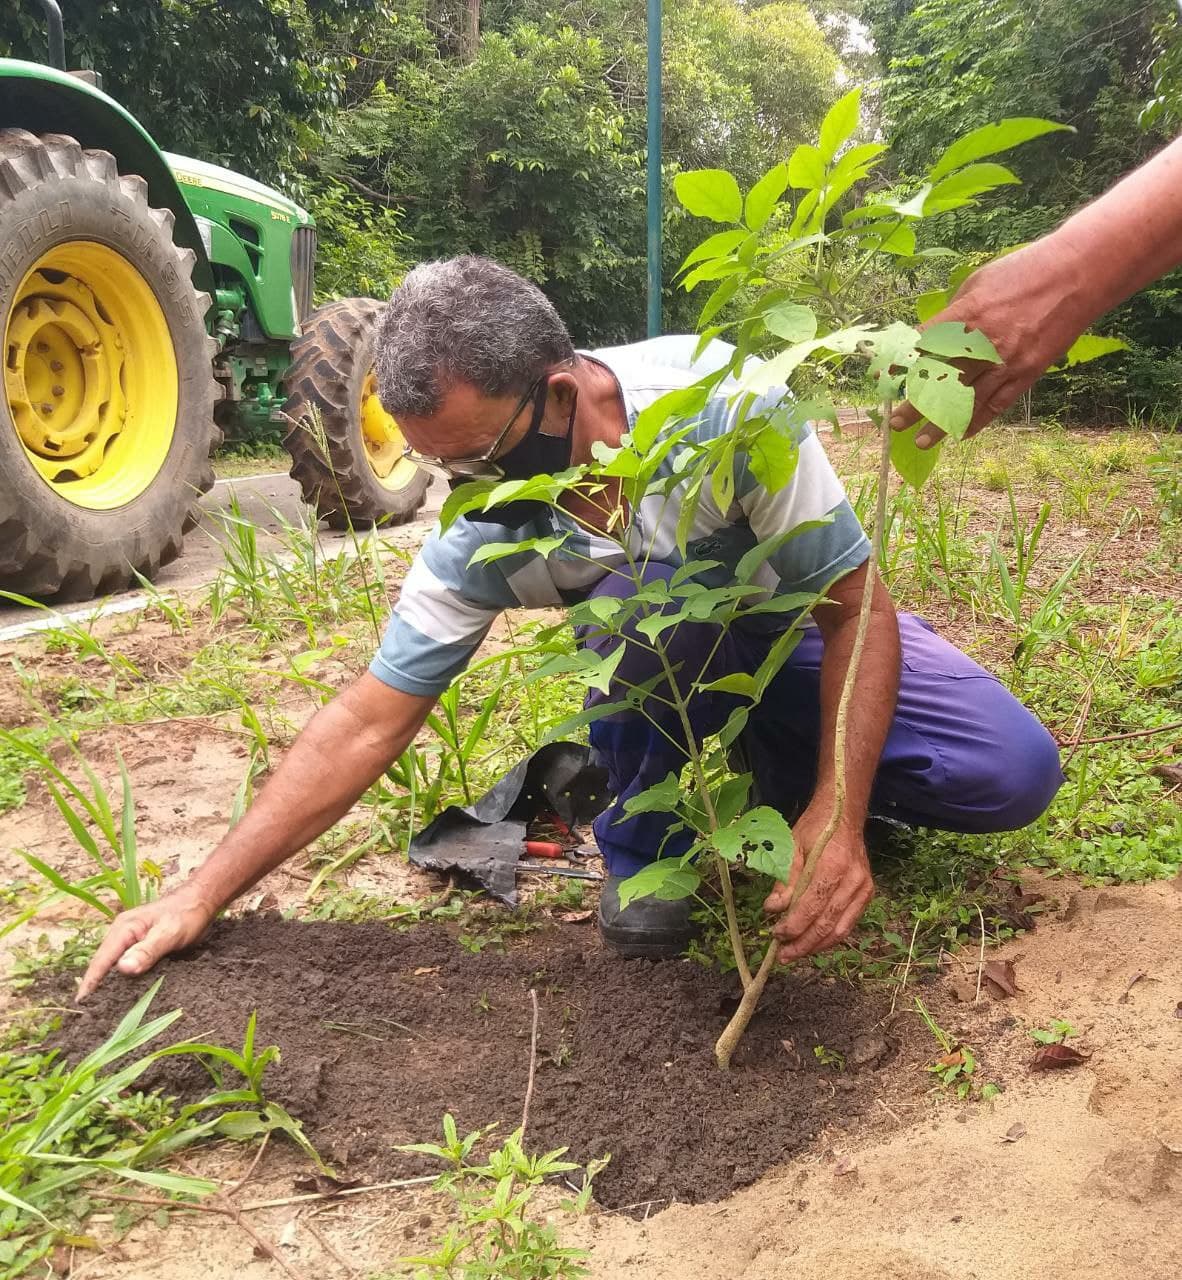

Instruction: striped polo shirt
[369,335,870,697]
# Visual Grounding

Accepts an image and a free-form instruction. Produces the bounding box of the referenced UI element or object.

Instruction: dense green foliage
[861,0,1182,419]
[4,0,1182,404]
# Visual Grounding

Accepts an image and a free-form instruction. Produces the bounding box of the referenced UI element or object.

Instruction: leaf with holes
[904,357,973,439]
[917,322,1001,364]
[712,807,794,879]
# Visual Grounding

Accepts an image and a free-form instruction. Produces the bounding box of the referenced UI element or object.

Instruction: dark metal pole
[645,0,662,337]
[36,0,66,70]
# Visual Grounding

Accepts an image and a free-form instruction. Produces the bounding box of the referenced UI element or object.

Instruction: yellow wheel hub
[360,370,419,490]
[4,242,178,509]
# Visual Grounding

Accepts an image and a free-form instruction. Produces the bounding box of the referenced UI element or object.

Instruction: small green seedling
[813,1044,845,1070]
[1029,1018,1078,1045]
[394,1115,607,1280]
[915,997,1000,1101]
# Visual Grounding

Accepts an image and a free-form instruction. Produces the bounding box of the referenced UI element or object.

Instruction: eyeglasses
[402,373,551,483]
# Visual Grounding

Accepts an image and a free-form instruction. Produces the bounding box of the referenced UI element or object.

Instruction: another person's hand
[889,233,1093,448]
[77,884,217,1001]
[763,806,875,963]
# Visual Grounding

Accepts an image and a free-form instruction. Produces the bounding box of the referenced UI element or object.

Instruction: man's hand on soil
[77,885,217,1001]
[763,810,874,963]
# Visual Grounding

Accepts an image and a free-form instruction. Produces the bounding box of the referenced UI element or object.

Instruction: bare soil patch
[55,916,998,1212]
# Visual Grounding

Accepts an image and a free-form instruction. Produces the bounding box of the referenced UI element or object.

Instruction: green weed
[914,997,999,1102]
[392,1116,606,1280]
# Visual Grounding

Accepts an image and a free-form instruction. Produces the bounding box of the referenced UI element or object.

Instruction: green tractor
[0,1,430,600]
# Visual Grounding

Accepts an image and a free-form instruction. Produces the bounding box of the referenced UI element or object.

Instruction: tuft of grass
[978,456,1011,492]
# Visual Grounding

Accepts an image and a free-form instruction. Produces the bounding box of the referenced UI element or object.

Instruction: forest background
[3,0,1182,421]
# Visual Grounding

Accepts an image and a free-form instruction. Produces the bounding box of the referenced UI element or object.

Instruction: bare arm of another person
[77,675,435,998]
[764,561,901,961]
[891,136,1182,446]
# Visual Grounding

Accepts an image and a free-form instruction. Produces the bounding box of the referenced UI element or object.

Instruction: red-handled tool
[523,840,564,859]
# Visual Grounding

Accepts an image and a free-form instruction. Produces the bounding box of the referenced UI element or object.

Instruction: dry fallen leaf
[936,1051,965,1069]
[1001,1122,1027,1143]
[279,1220,299,1249]
[558,910,594,924]
[1151,763,1182,789]
[413,966,439,977]
[1031,1043,1092,1071]
[983,959,1021,999]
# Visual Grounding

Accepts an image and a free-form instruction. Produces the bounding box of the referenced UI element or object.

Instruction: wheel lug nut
[52,385,64,397]
[50,360,64,372]
[41,404,54,415]
[36,342,50,354]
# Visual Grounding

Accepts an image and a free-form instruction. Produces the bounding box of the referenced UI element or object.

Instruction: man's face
[397,370,579,479]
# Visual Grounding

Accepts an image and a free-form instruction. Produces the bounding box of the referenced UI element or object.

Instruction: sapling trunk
[714,404,895,1070]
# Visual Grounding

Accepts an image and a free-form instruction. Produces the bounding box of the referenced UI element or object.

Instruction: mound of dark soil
[57,918,926,1208]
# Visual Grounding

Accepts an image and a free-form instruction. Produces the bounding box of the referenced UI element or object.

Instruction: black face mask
[460,378,576,529]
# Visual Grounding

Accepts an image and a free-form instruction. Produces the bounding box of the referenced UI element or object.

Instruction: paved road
[0,468,448,640]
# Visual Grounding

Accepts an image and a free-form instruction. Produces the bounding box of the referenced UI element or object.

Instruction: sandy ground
[14,875,1178,1280]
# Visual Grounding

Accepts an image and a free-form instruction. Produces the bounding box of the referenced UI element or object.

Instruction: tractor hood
[164,153,312,226]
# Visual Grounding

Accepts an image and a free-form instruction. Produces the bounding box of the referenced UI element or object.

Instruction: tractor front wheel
[0,129,219,600]
[282,297,430,530]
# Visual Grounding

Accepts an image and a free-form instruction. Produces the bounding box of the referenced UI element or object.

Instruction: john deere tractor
[0,1,429,600]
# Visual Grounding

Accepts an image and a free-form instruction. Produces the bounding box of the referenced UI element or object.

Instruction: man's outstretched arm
[891,136,1182,446]
[78,675,435,998]
[764,561,900,961]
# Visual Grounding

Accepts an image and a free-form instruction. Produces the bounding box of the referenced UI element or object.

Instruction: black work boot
[598,874,699,959]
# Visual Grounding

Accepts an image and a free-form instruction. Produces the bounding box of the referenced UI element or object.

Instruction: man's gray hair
[375,255,575,417]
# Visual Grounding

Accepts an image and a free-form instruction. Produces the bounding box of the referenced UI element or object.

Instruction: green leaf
[698,274,741,328]
[917,322,1001,364]
[617,861,701,908]
[890,424,944,490]
[763,302,818,343]
[744,162,790,231]
[695,671,757,698]
[929,118,1071,183]
[631,381,711,451]
[787,142,826,190]
[675,168,743,223]
[678,228,749,273]
[904,357,974,439]
[925,163,1019,213]
[712,807,794,879]
[711,775,751,828]
[1054,334,1129,368]
[735,520,832,583]
[579,644,625,696]
[681,256,744,292]
[818,86,862,163]
[916,287,952,324]
[746,425,799,495]
[620,771,682,818]
[467,534,570,567]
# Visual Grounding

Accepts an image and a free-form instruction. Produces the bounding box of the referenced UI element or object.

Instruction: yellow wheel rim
[4,242,178,509]
[360,370,419,491]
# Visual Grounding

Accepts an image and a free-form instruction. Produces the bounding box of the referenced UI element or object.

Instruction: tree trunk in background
[459,0,480,62]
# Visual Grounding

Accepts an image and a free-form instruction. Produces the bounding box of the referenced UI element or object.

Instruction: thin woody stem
[714,401,894,1069]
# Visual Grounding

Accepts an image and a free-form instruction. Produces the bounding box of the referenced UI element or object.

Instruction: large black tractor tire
[282,296,431,530]
[0,129,220,601]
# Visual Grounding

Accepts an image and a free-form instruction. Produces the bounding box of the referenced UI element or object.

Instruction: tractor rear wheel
[0,129,219,600]
[282,296,430,530]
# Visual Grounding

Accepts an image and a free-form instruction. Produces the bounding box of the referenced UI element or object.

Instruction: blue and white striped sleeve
[368,522,509,698]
